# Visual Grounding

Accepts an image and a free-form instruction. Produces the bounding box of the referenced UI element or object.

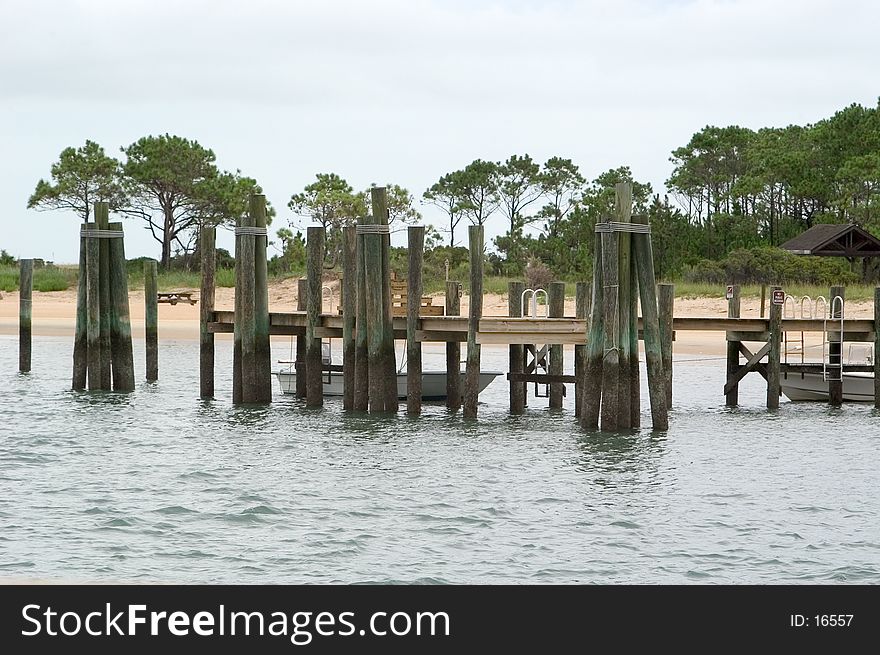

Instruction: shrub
[524,257,554,291]
[683,247,858,286]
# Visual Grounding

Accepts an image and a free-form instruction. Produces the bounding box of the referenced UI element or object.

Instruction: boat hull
[275,369,501,401]
[780,372,874,402]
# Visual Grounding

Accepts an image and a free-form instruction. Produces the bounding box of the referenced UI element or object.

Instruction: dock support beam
[463,225,483,419]
[19,258,32,373]
[353,231,369,411]
[143,260,158,383]
[599,226,620,431]
[767,285,782,410]
[508,281,525,414]
[725,284,741,407]
[342,226,357,410]
[446,280,462,411]
[406,226,425,415]
[548,281,565,408]
[306,226,324,408]
[658,283,674,408]
[199,226,216,399]
[72,228,88,390]
[96,204,112,390]
[574,282,590,418]
[580,236,605,429]
[615,183,636,428]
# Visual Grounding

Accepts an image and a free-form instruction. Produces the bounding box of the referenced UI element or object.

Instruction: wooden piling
[829,285,845,407]
[86,226,102,389]
[574,282,590,418]
[305,226,324,408]
[725,284,741,407]
[96,203,112,389]
[353,230,369,411]
[199,226,216,399]
[406,226,425,415]
[446,280,462,411]
[108,222,134,391]
[238,205,258,403]
[580,237,604,429]
[296,278,308,399]
[72,228,88,390]
[615,184,634,428]
[632,229,669,431]
[342,226,357,410]
[658,283,674,408]
[363,209,386,413]
[767,285,782,410]
[232,219,243,403]
[252,194,272,403]
[463,225,483,419]
[548,281,565,408]
[508,281,525,414]
[19,258,32,373]
[599,228,620,431]
[874,287,880,410]
[371,187,399,412]
[144,259,158,383]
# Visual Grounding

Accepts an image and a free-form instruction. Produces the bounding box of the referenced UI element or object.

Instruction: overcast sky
[2,0,878,263]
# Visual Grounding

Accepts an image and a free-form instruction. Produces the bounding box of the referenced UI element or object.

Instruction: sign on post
[726,285,734,300]
[772,289,785,305]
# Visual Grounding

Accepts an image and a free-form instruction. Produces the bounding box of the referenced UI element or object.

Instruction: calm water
[1,335,878,584]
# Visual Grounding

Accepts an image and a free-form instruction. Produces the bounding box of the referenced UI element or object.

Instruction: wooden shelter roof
[779,223,880,257]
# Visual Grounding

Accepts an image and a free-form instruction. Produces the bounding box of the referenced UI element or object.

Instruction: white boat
[275,366,501,400]
[780,371,874,402]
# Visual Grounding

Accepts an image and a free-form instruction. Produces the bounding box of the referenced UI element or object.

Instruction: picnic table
[157,291,198,306]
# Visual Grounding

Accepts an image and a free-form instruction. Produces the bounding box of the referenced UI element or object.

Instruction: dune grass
[0,265,77,292]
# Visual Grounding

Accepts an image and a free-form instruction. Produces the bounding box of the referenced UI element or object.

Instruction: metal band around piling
[80,229,125,238]
[355,224,391,235]
[594,222,651,234]
[234,227,268,236]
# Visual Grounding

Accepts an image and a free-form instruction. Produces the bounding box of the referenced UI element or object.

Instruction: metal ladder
[522,288,549,398]
[783,295,812,365]
[822,295,844,382]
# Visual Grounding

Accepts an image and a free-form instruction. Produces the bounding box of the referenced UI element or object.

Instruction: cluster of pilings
[71,201,135,391]
[579,183,671,431]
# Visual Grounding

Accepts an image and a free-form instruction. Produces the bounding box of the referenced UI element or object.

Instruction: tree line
[28,98,880,282]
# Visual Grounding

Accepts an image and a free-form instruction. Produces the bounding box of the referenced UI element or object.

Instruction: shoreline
[2,286,875,357]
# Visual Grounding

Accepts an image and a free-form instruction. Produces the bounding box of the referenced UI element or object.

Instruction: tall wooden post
[296,278,307,399]
[463,225,483,419]
[508,281,525,414]
[829,285,845,407]
[632,228,669,430]
[96,203,112,390]
[406,226,425,415]
[725,284,741,407]
[574,282,590,418]
[600,227,620,431]
[108,222,135,391]
[199,226,216,398]
[252,194,272,403]
[144,260,158,383]
[232,218,243,403]
[353,227,369,411]
[445,280,462,411]
[371,187,399,412]
[767,285,782,410]
[658,283,674,408]
[548,281,565,408]
[580,236,605,429]
[342,226,357,410]
[19,258,32,373]
[72,227,88,390]
[306,226,324,408]
[615,184,633,428]
[237,205,257,403]
[874,287,880,410]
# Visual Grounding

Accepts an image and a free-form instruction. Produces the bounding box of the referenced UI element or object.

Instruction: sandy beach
[1,281,874,357]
